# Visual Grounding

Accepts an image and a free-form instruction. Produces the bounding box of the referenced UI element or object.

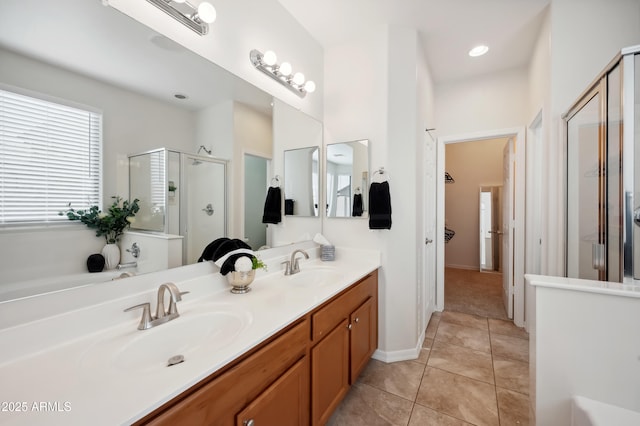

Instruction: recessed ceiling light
[469,45,489,57]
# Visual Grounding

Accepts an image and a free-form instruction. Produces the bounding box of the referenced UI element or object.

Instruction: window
[0,88,102,224]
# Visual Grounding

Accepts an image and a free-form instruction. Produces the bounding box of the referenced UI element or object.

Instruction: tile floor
[328,307,530,425]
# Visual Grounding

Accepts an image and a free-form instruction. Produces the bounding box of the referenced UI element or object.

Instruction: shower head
[197,145,212,156]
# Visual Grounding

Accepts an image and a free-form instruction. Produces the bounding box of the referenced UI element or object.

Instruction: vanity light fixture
[469,45,489,57]
[146,0,216,36]
[250,49,316,98]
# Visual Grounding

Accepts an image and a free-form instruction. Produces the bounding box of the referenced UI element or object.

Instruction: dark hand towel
[284,199,295,215]
[369,181,392,229]
[352,193,363,217]
[212,238,254,275]
[262,186,282,224]
[198,237,230,262]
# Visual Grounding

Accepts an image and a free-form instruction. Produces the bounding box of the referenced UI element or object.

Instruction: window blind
[0,88,102,224]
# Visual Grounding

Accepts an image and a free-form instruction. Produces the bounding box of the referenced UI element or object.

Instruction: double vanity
[0,244,380,425]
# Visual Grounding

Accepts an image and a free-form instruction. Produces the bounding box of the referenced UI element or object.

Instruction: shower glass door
[183,156,227,264]
[566,84,605,280]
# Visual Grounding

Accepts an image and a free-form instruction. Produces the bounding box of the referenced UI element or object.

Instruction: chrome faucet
[282,249,309,276]
[124,282,189,330]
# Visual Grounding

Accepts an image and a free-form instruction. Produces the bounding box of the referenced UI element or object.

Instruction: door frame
[437,127,526,327]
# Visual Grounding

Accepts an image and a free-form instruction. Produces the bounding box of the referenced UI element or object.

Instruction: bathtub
[572,396,640,426]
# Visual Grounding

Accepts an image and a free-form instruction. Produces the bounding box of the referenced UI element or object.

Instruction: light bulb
[468,45,489,57]
[279,62,292,76]
[304,81,316,93]
[197,2,216,24]
[292,72,305,86]
[263,50,277,66]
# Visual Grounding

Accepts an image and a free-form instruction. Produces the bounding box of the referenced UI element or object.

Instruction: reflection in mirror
[129,149,228,265]
[326,140,370,218]
[0,0,321,301]
[244,154,270,250]
[284,147,320,217]
[129,150,167,232]
[184,155,227,264]
[479,185,502,272]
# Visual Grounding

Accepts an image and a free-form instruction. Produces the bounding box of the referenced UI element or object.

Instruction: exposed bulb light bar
[250,49,316,98]
[146,0,216,36]
[469,45,489,57]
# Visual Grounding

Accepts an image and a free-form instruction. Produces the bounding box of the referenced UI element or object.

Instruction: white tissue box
[321,245,335,261]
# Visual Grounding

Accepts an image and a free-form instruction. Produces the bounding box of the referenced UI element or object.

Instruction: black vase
[87,253,105,273]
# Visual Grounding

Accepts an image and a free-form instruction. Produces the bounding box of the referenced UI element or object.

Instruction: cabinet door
[350,297,375,383]
[236,357,309,426]
[311,319,349,426]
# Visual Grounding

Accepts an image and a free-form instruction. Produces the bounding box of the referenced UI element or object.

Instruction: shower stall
[565,45,640,282]
[128,148,227,265]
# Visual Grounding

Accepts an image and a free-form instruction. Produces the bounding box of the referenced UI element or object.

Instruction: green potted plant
[61,196,140,269]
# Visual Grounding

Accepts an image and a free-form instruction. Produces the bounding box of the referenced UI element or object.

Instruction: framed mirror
[326,140,370,218]
[0,0,323,301]
[284,147,320,217]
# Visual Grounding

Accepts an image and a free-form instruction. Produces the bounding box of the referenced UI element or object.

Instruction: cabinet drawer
[142,319,310,426]
[311,271,377,342]
[236,357,309,426]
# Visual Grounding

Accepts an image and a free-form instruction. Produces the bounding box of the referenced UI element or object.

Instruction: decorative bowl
[226,269,256,294]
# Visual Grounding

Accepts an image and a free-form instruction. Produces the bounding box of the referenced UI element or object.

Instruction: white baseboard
[445,264,478,271]
[372,331,425,363]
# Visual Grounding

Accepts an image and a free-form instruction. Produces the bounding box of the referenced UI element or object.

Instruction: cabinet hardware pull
[355,317,360,323]
[347,323,352,330]
[244,420,254,426]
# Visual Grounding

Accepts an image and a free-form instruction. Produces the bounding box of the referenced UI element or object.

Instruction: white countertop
[0,245,380,425]
[526,274,640,299]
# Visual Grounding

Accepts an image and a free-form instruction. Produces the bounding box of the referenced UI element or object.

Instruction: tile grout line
[489,318,503,426]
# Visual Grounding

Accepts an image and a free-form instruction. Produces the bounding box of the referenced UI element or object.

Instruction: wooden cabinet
[311,271,378,425]
[349,296,376,383]
[137,269,378,426]
[235,357,309,426]
[311,319,350,426]
[140,319,309,426]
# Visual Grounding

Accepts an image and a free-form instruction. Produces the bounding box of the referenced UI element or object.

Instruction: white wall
[324,25,435,360]
[0,48,196,284]
[107,0,324,120]
[528,276,640,425]
[233,102,273,242]
[445,138,508,270]
[527,8,551,277]
[435,67,529,138]
[271,99,323,246]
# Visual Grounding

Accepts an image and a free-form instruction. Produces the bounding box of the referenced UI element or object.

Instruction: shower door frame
[564,47,639,283]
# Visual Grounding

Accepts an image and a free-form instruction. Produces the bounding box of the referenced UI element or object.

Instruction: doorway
[244,153,270,250]
[437,128,526,327]
[479,185,503,273]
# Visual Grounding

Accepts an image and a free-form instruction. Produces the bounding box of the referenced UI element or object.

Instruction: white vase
[101,243,120,270]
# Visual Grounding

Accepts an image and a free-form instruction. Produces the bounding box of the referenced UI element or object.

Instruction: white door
[422,134,438,330]
[502,140,515,319]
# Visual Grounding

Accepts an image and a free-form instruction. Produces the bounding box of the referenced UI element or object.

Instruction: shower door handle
[202,204,214,216]
[592,243,605,271]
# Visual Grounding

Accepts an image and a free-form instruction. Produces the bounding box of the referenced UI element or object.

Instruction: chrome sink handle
[124,303,153,330]
[282,260,292,275]
[167,291,190,315]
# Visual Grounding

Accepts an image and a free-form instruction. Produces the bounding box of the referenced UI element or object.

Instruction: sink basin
[81,306,252,375]
[284,265,344,287]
